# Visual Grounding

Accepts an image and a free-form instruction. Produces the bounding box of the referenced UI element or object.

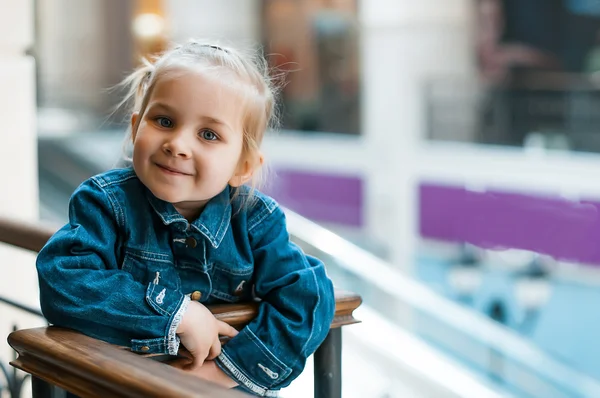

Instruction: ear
[130,112,139,143]
[229,153,264,188]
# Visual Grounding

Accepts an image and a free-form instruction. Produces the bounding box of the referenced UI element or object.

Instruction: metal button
[140,346,150,352]
[185,237,197,248]
[191,291,202,301]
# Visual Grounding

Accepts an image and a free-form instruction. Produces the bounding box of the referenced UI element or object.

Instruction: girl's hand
[177,301,238,366]
[171,359,239,389]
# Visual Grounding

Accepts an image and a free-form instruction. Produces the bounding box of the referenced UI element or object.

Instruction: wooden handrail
[0,216,56,253]
[8,327,249,398]
[209,289,361,330]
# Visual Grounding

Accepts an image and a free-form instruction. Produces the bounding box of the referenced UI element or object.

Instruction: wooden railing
[0,217,361,398]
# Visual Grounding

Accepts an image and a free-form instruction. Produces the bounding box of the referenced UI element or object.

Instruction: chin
[148,186,184,204]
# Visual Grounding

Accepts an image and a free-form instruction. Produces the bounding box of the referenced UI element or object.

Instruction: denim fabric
[36,167,335,396]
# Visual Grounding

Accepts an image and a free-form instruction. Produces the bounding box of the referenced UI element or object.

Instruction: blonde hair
[116,39,281,204]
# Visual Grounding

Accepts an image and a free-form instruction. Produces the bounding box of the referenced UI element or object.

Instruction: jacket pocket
[121,247,180,291]
[210,262,254,303]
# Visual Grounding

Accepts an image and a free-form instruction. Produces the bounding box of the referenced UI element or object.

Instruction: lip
[155,163,192,176]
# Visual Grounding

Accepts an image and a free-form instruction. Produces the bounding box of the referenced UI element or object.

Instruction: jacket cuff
[144,283,189,355]
[166,294,190,355]
[130,295,189,355]
[215,327,291,396]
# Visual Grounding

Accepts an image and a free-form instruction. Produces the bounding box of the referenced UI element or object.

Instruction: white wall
[37,0,105,109]
[36,0,134,117]
[164,0,260,46]
[360,0,475,270]
[0,0,43,391]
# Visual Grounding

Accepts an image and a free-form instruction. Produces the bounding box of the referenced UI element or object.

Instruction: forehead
[148,67,247,125]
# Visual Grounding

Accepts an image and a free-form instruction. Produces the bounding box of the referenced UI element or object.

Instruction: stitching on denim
[300,266,320,358]
[125,249,172,263]
[217,352,279,396]
[131,339,164,349]
[237,191,278,213]
[132,340,163,347]
[146,284,171,316]
[107,191,125,230]
[193,217,230,249]
[209,290,240,303]
[195,224,218,248]
[212,204,231,247]
[156,288,166,304]
[213,263,253,276]
[255,195,278,213]
[145,194,188,226]
[167,295,189,355]
[248,206,273,232]
[176,260,213,272]
[174,267,182,291]
[246,328,290,375]
[247,195,279,232]
[257,363,278,379]
[147,198,174,226]
[91,169,137,188]
[92,178,125,230]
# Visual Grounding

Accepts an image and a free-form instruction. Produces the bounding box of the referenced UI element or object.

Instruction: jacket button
[185,237,197,248]
[140,346,150,352]
[191,291,202,301]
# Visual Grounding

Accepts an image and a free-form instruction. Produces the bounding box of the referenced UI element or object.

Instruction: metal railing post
[314,328,342,398]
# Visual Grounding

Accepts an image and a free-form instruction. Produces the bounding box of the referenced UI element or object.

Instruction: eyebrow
[147,102,176,114]
[147,102,234,133]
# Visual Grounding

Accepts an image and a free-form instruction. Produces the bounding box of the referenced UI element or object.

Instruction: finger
[186,344,208,370]
[207,337,222,360]
[197,345,211,366]
[189,356,205,370]
[217,321,239,338]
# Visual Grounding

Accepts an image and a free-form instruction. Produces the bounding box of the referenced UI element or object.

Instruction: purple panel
[264,168,363,227]
[419,183,600,264]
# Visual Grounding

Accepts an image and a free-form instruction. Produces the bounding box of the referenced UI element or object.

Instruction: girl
[36,39,336,396]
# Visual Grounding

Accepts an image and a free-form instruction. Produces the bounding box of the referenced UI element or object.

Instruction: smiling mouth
[155,163,191,176]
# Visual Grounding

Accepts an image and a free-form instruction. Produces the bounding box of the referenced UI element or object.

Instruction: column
[164,0,260,45]
[0,0,44,376]
[360,0,475,271]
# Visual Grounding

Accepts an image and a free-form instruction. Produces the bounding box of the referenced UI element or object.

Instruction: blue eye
[200,129,218,141]
[155,117,173,128]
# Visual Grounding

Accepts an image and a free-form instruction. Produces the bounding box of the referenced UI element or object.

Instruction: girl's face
[131,68,254,220]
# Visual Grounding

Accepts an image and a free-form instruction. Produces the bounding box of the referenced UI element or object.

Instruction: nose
[162,131,192,158]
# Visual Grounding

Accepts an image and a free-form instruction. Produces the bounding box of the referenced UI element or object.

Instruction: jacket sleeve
[36,178,189,355]
[215,204,335,395]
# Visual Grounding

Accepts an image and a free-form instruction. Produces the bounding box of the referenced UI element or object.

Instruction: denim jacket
[36,167,335,396]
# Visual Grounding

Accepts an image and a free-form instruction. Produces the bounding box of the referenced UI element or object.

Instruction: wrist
[176,307,190,334]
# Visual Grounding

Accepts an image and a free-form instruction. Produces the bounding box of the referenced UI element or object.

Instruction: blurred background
[4,0,600,397]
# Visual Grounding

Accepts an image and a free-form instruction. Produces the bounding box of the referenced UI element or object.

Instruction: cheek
[203,148,241,176]
[133,133,155,157]
[131,140,144,161]
[227,145,245,171]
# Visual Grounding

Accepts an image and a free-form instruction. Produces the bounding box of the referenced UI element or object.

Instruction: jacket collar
[145,185,231,248]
